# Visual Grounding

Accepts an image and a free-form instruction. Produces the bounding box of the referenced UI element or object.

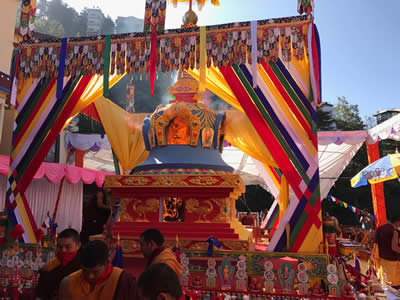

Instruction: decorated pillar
[366,141,387,227]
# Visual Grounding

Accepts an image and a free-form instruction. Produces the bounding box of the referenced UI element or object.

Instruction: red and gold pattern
[105,174,242,189]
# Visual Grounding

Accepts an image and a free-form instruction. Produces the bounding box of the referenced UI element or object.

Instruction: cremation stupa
[104,71,252,256]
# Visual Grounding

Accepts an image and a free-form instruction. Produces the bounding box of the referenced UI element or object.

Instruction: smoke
[109,72,177,113]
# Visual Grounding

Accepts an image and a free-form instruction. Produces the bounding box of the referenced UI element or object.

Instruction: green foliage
[236,185,274,213]
[316,106,335,131]
[34,18,65,38]
[102,16,116,35]
[38,0,88,37]
[335,96,365,130]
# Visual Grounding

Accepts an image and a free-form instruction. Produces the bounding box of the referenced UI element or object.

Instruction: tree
[46,0,81,37]
[316,105,335,131]
[34,18,65,38]
[335,96,365,130]
[101,16,115,35]
[75,10,88,37]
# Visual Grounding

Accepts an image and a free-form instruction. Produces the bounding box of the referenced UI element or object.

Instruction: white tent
[74,112,400,200]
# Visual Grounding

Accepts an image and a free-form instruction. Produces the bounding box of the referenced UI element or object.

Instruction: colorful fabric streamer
[218,60,321,253]
[207,237,221,256]
[56,38,67,100]
[326,194,375,222]
[251,21,258,88]
[112,242,123,268]
[103,35,112,98]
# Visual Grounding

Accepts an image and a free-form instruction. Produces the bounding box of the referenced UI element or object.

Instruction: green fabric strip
[103,35,111,98]
[289,212,308,248]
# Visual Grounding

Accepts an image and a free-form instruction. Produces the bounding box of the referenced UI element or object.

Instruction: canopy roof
[0,155,111,187]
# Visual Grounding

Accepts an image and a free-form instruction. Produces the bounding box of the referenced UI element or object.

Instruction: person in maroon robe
[138,263,183,300]
[241,212,255,226]
[81,189,111,243]
[59,240,137,300]
[35,228,81,300]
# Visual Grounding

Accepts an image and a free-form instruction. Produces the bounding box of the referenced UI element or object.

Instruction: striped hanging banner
[5,73,94,243]
[218,23,322,252]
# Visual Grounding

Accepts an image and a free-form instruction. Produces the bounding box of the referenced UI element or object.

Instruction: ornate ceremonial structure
[105,72,251,254]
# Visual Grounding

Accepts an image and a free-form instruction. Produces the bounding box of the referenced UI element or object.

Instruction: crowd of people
[35,227,183,300]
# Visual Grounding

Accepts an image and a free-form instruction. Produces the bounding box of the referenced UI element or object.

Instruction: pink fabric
[0,155,112,187]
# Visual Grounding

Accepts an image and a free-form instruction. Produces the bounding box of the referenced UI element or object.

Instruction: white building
[86,8,104,36]
[374,109,400,125]
[115,16,143,34]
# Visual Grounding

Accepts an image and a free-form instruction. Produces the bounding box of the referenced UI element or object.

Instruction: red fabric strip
[149,28,157,96]
[267,165,281,185]
[219,65,303,199]
[80,103,101,123]
[367,141,387,227]
[13,79,56,147]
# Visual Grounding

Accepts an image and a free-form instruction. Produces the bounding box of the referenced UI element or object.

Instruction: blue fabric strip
[251,21,258,88]
[57,38,68,100]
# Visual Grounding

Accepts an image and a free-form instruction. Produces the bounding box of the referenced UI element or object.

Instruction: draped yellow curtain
[94,96,149,170]
[278,175,289,221]
[225,110,277,168]
[71,74,124,116]
[187,68,241,111]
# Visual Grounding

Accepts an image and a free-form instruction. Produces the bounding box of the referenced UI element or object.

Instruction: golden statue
[167,116,190,144]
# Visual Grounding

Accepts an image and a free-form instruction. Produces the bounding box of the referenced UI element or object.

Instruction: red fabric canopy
[0,155,112,187]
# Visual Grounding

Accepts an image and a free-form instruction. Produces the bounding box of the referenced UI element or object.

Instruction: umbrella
[351,153,400,188]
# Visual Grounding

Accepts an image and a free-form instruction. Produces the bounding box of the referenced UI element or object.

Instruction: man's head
[138,263,183,300]
[140,229,164,259]
[80,240,110,282]
[57,228,81,253]
[390,215,400,228]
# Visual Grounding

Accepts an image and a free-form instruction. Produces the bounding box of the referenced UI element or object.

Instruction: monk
[138,263,183,300]
[373,216,400,288]
[35,228,81,300]
[140,228,182,277]
[59,240,137,300]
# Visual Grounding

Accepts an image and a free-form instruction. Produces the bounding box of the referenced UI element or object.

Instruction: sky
[62,0,400,119]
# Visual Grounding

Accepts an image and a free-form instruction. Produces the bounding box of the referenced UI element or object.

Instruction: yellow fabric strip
[225,110,277,168]
[71,74,124,117]
[16,77,35,106]
[290,57,310,97]
[186,68,242,112]
[12,83,57,159]
[298,223,323,253]
[199,26,206,94]
[15,193,36,243]
[278,175,289,222]
[94,96,148,170]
